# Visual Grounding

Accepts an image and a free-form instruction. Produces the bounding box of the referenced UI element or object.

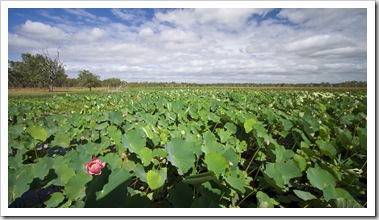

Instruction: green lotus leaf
[293,154,307,172]
[44,192,65,208]
[96,168,134,201]
[204,152,229,177]
[8,166,35,205]
[140,147,153,167]
[316,139,337,159]
[146,168,167,190]
[26,125,47,142]
[94,122,109,130]
[109,111,123,126]
[165,138,196,175]
[319,126,330,142]
[330,198,363,208]
[224,122,237,134]
[256,191,277,208]
[323,186,355,202]
[224,170,247,194]
[293,190,317,201]
[306,166,336,191]
[65,172,92,201]
[51,132,70,148]
[122,129,146,154]
[244,118,257,133]
[216,128,232,143]
[107,125,121,146]
[152,148,168,158]
[357,128,367,149]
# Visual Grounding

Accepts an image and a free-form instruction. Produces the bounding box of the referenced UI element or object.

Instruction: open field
[8,88,367,208]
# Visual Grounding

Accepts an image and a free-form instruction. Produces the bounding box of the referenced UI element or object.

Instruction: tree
[77,70,101,91]
[102,78,123,88]
[42,48,65,92]
[8,52,67,90]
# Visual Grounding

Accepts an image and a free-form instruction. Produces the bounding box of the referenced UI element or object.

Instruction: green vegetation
[8,88,367,208]
[77,70,101,91]
[8,51,66,92]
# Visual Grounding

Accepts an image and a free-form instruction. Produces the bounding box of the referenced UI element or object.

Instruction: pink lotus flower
[85,158,106,176]
[137,95,141,102]
[23,118,26,123]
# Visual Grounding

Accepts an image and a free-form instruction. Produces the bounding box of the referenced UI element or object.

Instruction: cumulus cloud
[8,8,367,83]
[16,20,68,42]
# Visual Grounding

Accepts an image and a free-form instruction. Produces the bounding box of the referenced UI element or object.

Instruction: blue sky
[8,8,367,83]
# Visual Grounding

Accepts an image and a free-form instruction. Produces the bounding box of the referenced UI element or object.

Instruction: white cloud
[17,20,68,42]
[8,8,367,84]
[155,8,270,30]
[63,9,97,20]
[72,27,107,42]
[138,27,153,38]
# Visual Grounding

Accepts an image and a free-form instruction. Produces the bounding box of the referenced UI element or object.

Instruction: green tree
[102,78,123,88]
[8,51,66,90]
[64,78,79,87]
[77,70,101,91]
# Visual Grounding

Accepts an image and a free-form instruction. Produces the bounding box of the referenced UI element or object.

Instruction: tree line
[8,52,367,91]
[8,52,126,91]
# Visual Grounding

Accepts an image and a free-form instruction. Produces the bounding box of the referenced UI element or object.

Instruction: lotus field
[8,88,367,208]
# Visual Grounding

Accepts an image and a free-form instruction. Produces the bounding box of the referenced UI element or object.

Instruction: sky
[8,8,367,84]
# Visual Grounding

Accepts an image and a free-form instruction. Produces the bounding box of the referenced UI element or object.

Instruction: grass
[8,87,121,97]
[8,86,366,98]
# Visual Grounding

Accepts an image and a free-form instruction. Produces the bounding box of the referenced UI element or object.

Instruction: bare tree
[42,47,64,92]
